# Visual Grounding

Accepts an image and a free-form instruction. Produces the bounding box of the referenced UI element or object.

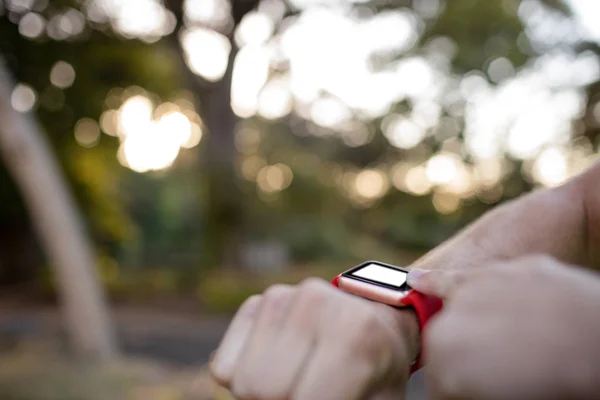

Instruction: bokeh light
[122,124,181,173]
[432,191,461,215]
[9,0,599,213]
[566,0,600,43]
[182,123,203,149]
[156,111,192,147]
[50,61,76,89]
[404,165,432,196]
[257,77,293,120]
[354,169,389,200]
[184,0,232,31]
[487,57,516,83]
[235,11,274,47]
[118,95,153,137]
[474,158,506,188]
[88,0,175,41]
[383,114,426,150]
[257,163,294,193]
[18,12,45,38]
[99,109,119,137]
[241,155,266,181]
[426,153,463,185]
[46,8,86,40]
[99,90,203,173]
[280,7,424,119]
[11,83,36,113]
[258,0,286,23]
[311,97,352,129]
[5,0,35,13]
[532,147,568,187]
[235,125,261,154]
[231,45,270,118]
[181,27,232,82]
[74,118,101,148]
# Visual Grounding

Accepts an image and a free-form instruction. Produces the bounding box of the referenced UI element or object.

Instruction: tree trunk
[165,0,259,269]
[0,58,117,361]
[197,47,245,269]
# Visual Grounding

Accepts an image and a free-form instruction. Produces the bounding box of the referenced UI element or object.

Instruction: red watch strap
[401,290,443,374]
[332,275,341,287]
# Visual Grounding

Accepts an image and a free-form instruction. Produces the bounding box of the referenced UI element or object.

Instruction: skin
[421,255,600,400]
[407,161,600,286]
[210,278,420,400]
[212,160,600,399]
[405,161,600,399]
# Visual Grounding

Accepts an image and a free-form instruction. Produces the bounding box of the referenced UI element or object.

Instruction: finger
[210,294,261,386]
[230,284,296,398]
[407,269,469,299]
[254,279,330,398]
[292,307,392,400]
[292,339,379,400]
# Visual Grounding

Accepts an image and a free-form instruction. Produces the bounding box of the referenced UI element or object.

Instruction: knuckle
[298,277,328,293]
[297,278,329,303]
[291,279,332,316]
[239,294,262,314]
[262,284,293,305]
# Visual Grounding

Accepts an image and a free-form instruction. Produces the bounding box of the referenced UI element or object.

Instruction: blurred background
[0,0,599,398]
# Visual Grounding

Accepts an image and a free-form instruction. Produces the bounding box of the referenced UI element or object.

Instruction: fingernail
[407,269,429,286]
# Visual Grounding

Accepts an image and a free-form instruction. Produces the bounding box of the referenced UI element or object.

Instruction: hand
[210,278,420,400]
[416,255,600,400]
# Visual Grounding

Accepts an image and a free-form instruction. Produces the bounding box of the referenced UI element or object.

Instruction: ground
[0,304,427,399]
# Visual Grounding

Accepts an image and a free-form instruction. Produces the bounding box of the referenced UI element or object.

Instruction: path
[0,305,427,398]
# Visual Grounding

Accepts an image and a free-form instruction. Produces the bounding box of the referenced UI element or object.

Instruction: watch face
[342,261,410,291]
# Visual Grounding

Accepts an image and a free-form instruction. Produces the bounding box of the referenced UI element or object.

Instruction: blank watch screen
[351,263,407,287]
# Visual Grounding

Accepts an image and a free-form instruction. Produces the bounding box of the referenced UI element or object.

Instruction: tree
[0,57,116,361]
[165,0,260,268]
[1,0,597,278]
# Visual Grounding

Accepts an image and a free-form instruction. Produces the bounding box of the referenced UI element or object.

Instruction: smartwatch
[332,260,443,374]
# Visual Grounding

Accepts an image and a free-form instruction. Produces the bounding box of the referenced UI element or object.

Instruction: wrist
[373,303,420,366]
[399,308,420,365]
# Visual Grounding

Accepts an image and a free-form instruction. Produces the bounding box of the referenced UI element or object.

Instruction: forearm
[413,161,600,271]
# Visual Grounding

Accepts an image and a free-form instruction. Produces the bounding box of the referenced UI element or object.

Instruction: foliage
[0,0,599,287]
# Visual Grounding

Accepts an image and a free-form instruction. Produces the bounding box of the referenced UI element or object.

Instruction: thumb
[407,269,467,299]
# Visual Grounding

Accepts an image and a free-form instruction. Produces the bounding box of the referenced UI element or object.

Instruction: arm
[411,161,600,277]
